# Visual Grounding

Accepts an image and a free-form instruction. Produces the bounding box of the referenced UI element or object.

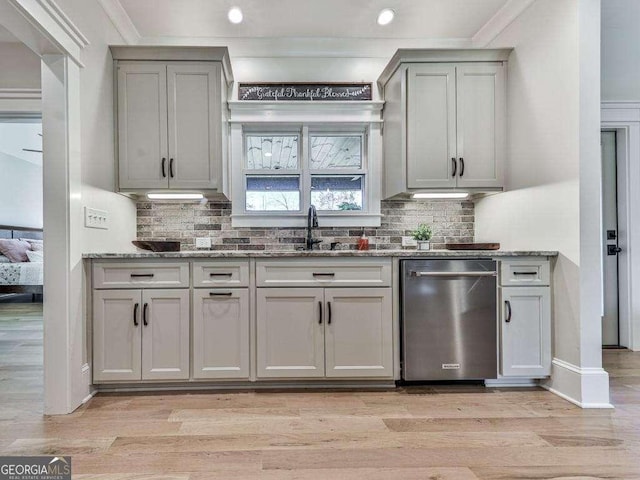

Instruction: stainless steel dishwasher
[401,259,497,381]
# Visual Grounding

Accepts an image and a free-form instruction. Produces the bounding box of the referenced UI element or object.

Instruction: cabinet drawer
[193,260,249,288]
[93,262,190,289]
[256,259,392,287]
[500,259,550,286]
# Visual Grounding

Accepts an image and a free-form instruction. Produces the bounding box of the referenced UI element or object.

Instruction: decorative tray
[132,240,181,252]
[445,243,501,251]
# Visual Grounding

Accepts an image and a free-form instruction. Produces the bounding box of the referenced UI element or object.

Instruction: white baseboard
[542,358,613,408]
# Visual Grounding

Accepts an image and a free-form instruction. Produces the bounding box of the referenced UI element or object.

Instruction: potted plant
[411,223,433,251]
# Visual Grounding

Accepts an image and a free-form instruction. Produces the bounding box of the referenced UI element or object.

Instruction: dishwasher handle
[409,271,497,278]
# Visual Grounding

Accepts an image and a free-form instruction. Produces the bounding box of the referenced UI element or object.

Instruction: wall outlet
[195,237,212,249]
[402,236,418,247]
[84,207,108,230]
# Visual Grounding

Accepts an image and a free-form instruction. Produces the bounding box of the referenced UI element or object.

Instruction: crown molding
[36,0,89,49]
[0,88,41,113]
[472,0,536,47]
[4,0,89,66]
[98,0,140,45]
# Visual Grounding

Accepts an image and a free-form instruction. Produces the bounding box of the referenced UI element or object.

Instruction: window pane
[246,176,300,211]
[310,135,362,169]
[246,135,298,170]
[310,175,363,211]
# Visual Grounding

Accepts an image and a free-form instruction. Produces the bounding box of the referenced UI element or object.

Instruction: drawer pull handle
[513,271,537,276]
[327,301,332,324]
[451,157,457,177]
[143,302,149,326]
[459,157,465,177]
[505,300,512,323]
[410,271,496,277]
[210,292,233,297]
[318,301,323,324]
[161,158,166,178]
[209,273,233,277]
[133,303,139,327]
[131,273,155,278]
[169,158,175,178]
[313,273,335,277]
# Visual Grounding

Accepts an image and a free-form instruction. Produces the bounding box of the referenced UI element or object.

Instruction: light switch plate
[195,237,212,249]
[84,207,108,230]
[402,236,418,247]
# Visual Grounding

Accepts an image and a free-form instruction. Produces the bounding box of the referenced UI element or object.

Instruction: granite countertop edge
[83,249,559,259]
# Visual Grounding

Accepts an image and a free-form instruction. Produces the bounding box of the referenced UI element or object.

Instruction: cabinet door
[93,290,142,382]
[324,288,393,378]
[256,288,325,378]
[141,289,190,380]
[455,64,505,189]
[406,64,457,189]
[500,287,551,377]
[117,62,169,189]
[192,289,249,379]
[167,63,220,190]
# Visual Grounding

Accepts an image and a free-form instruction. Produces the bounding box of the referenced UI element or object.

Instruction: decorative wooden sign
[238,83,372,101]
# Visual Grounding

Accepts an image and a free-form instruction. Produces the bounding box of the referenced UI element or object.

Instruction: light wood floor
[1,303,640,479]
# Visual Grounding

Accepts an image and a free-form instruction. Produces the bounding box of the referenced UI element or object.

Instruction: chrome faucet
[306,205,322,250]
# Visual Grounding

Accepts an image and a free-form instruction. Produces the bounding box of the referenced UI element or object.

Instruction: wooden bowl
[132,240,181,252]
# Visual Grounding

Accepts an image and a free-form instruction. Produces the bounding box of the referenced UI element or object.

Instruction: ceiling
[117,0,510,40]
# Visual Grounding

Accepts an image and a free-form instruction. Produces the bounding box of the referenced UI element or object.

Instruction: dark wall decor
[239,83,372,101]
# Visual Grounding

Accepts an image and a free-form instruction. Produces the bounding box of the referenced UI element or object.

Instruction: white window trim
[229,101,383,228]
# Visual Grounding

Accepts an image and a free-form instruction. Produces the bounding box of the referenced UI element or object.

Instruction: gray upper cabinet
[378,49,510,198]
[112,47,233,195]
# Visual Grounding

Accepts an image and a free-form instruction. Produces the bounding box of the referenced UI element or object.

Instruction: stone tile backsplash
[136,199,474,251]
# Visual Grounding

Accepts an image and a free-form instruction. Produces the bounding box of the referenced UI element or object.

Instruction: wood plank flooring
[1,303,640,479]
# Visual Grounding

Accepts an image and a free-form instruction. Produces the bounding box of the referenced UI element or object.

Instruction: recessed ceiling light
[147,193,204,200]
[412,192,469,199]
[264,152,272,157]
[228,7,243,24]
[377,8,395,26]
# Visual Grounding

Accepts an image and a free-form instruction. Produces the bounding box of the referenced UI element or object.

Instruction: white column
[41,54,86,414]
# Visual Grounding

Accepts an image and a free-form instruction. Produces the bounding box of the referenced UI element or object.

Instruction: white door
[192,289,249,379]
[141,289,190,380]
[256,288,325,378]
[500,287,551,377]
[167,63,220,190]
[455,64,505,189]
[117,62,169,189]
[601,131,620,346]
[324,288,393,378]
[93,290,142,382]
[406,64,457,189]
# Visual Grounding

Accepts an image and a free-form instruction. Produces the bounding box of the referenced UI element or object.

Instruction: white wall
[602,0,640,101]
[0,152,42,228]
[0,42,40,89]
[475,0,608,406]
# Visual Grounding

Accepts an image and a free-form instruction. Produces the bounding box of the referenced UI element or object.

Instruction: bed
[0,225,43,296]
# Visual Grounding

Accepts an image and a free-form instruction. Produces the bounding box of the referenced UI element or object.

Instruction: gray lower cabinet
[192,288,250,379]
[500,286,551,377]
[93,288,190,382]
[256,287,393,379]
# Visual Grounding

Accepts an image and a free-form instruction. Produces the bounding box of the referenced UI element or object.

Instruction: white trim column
[41,54,85,414]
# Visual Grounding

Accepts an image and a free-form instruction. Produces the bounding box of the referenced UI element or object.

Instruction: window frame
[229,107,383,228]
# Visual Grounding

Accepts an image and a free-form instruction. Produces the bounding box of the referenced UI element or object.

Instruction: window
[242,127,368,217]
[229,105,383,228]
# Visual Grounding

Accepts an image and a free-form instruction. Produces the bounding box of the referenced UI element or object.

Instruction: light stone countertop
[83,249,558,259]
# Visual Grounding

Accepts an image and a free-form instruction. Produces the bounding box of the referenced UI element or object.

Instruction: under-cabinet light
[147,193,204,200]
[377,8,395,26]
[412,193,469,200]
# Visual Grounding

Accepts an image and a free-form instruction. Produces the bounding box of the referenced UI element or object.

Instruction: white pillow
[0,254,9,263]
[21,239,44,252]
[26,250,43,263]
